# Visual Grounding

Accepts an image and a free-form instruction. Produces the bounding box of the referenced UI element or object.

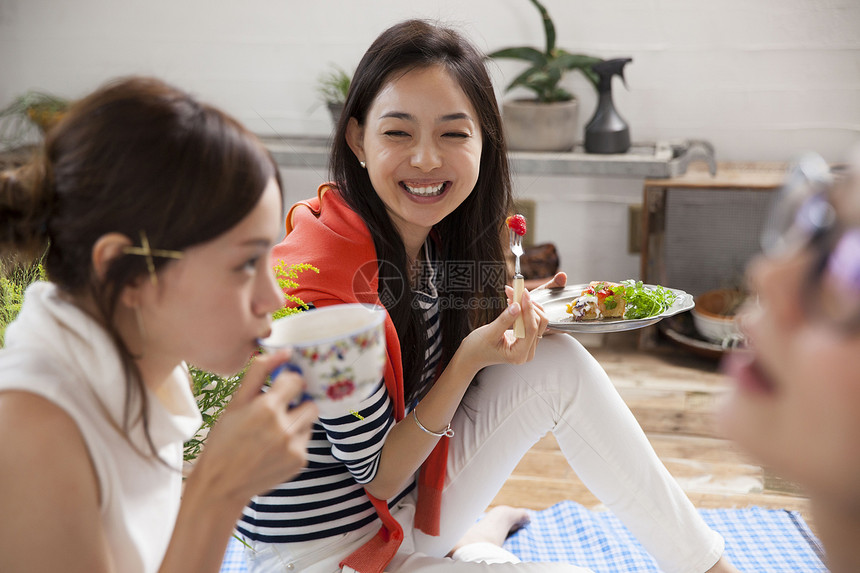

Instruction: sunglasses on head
[761,152,860,331]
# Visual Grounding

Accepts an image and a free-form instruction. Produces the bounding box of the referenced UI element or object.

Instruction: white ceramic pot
[502,98,579,152]
[691,289,746,346]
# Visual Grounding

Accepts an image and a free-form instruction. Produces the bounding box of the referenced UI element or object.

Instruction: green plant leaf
[316,65,352,105]
[528,0,555,55]
[511,67,538,85]
[509,67,570,103]
[507,66,543,94]
[485,0,603,103]
[552,51,603,88]
[0,91,70,149]
[0,91,69,119]
[485,47,547,67]
[545,87,572,102]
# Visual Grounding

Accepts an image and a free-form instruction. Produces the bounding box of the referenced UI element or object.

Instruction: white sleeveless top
[0,282,201,573]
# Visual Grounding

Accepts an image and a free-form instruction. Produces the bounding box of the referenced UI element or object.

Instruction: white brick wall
[3,0,858,279]
[3,0,857,162]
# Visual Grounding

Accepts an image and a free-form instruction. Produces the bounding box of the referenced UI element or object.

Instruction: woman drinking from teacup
[720,151,860,572]
[238,19,739,573]
[0,77,317,573]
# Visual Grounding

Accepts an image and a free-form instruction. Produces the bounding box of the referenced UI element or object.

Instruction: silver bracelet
[411,408,454,438]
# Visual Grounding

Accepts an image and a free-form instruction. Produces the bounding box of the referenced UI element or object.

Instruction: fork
[510,228,526,338]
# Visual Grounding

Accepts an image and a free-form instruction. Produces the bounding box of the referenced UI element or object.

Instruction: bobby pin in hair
[122,231,183,286]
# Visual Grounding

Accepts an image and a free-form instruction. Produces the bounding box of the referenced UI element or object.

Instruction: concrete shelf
[261,135,716,179]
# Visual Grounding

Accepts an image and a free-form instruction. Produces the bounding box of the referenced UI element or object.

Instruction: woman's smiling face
[346,64,483,254]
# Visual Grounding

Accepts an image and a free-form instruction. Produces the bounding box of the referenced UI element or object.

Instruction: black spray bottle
[585,58,633,154]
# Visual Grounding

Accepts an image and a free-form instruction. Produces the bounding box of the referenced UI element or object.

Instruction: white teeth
[404,183,445,197]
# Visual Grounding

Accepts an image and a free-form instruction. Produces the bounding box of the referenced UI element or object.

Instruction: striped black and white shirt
[238,240,443,543]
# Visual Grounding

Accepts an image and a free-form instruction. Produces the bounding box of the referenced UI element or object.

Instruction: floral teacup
[259,303,387,418]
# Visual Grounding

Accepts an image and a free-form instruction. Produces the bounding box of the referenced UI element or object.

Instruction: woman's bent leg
[413,334,723,573]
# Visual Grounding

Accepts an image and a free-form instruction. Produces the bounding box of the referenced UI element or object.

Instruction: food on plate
[505,214,527,236]
[621,280,678,319]
[565,279,678,321]
[566,281,625,320]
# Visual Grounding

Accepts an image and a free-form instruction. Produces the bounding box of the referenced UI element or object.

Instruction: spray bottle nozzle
[591,58,633,92]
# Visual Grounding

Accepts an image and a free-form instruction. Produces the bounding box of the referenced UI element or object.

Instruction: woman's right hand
[189,350,318,506]
[459,289,549,372]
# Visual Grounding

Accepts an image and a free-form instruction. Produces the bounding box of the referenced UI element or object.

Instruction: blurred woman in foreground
[720,150,860,572]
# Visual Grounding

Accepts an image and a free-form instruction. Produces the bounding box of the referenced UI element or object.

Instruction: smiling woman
[241,18,740,573]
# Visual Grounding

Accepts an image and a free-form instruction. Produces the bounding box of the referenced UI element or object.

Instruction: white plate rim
[530,283,694,334]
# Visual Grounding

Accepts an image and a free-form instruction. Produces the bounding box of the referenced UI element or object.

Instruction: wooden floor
[488,329,814,532]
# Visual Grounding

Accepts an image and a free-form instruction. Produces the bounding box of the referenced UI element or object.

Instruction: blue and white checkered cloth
[220,501,826,572]
[504,502,826,572]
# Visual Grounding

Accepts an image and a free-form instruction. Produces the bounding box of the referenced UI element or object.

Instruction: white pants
[244,334,724,572]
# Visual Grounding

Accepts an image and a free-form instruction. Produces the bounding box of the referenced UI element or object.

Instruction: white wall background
[2,0,859,281]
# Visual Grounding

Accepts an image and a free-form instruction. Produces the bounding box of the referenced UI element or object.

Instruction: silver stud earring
[359,161,366,169]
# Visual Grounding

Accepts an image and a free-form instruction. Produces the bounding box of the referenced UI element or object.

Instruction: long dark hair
[330,20,512,403]
[0,76,281,459]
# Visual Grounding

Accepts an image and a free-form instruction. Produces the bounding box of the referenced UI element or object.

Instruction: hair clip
[122,231,183,285]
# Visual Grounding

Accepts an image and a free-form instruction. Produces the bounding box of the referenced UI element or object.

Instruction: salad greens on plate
[616,279,678,319]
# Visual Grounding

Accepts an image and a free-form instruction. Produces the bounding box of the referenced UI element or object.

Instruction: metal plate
[531,283,694,333]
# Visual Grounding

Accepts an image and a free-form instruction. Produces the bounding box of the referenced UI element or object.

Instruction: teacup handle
[270,362,303,379]
[269,362,313,408]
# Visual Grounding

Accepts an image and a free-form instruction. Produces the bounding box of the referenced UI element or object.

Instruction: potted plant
[316,65,351,127]
[0,90,70,150]
[487,0,602,152]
